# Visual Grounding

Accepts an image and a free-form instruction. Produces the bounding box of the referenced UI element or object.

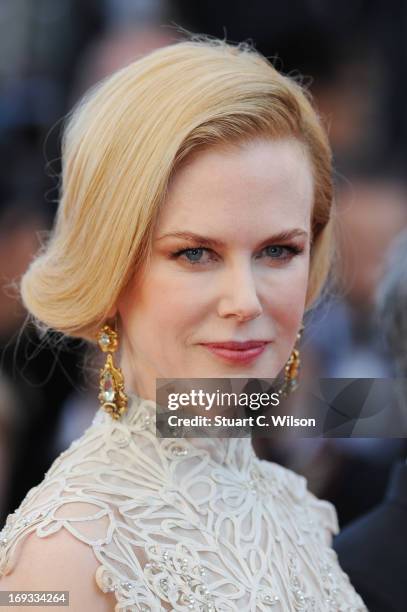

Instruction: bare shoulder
[0,529,116,611]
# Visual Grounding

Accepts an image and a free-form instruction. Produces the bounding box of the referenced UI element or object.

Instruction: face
[117,137,314,400]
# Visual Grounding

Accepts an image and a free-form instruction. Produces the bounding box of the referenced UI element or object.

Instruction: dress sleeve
[259,458,340,546]
[0,428,158,611]
[306,487,340,546]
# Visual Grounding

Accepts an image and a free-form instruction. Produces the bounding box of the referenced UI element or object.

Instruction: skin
[115,137,314,401]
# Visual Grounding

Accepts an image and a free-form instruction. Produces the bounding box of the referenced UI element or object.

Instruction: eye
[172,247,213,265]
[171,244,303,266]
[263,245,301,260]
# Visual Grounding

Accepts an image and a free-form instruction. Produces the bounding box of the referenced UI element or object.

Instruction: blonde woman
[0,37,367,611]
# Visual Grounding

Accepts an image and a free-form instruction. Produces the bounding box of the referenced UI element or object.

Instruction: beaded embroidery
[0,394,367,611]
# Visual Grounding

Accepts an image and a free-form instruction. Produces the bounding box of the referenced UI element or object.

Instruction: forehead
[155,138,314,237]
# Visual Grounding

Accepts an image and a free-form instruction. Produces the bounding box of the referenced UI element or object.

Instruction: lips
[200,340,269,364]
[202,340,269,350]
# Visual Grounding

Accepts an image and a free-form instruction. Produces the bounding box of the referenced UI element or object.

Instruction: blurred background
[0,0,407,528]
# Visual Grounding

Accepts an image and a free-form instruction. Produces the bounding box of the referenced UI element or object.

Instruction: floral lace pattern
[0,394,367,611]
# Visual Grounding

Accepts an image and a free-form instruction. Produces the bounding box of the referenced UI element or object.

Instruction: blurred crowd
[1,0,407,528]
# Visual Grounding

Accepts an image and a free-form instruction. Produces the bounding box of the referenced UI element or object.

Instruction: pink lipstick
[200,340,269,364]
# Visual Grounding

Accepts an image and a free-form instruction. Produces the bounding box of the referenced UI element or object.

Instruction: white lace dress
[0,393,367,611]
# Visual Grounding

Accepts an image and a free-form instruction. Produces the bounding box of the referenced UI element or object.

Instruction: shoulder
[0,415,148,610]
[258,457,339,543]
[0,420,118,589]
[0,529,116,611]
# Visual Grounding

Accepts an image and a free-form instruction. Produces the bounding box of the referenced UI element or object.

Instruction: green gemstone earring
[97,323,128,420]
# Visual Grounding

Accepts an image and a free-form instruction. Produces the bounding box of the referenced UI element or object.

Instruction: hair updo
[21,35,334,342]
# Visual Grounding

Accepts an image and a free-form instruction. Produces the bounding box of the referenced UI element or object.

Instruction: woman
[0,37,367,610]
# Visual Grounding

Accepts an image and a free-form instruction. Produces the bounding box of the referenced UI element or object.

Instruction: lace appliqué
[0,395,367,612]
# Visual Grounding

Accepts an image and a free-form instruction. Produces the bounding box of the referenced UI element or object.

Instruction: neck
[100,390,255,468]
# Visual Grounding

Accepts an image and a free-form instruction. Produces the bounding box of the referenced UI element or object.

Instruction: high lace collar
[93,390,255,468]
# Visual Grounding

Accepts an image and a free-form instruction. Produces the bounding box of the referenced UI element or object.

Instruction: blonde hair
[21,36,334,342]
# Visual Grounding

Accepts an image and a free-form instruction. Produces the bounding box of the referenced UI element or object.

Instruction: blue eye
[184,249,203,262]
[171,244,302,266]
[181,248,206,263]
[265,246,288,258]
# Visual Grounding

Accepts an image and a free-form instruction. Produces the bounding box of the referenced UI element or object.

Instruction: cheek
[121,265,202,334]
[266,263,309,348]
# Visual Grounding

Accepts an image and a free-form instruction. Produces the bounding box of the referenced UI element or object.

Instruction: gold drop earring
[97,323,128,420]
[277,323,304,398]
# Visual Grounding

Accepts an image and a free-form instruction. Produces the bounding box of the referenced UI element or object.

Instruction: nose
[217,260,263,322]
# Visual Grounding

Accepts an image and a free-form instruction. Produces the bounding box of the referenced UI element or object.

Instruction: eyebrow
[156,229,308,248]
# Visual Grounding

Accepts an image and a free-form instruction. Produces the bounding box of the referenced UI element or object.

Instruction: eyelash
[171,244,303,266]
